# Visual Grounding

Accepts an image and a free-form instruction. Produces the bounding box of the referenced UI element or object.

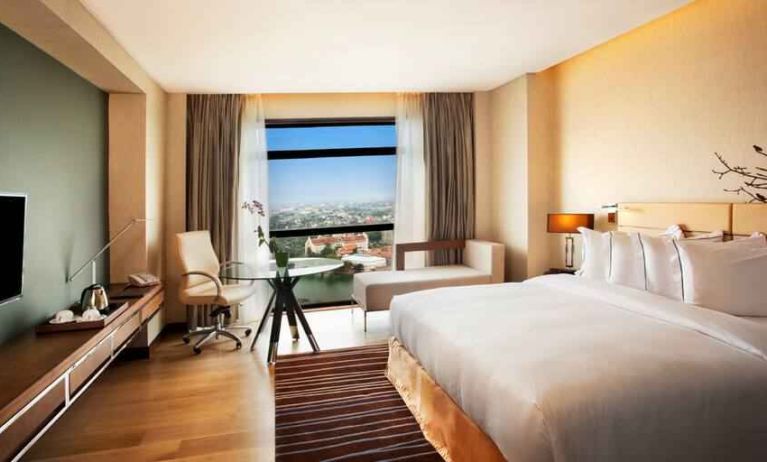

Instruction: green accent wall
[0,23,107,344]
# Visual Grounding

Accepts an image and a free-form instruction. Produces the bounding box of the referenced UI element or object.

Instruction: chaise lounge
[352,239,505,330]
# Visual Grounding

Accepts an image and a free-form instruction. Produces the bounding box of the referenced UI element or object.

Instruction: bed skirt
[386,337,507,462]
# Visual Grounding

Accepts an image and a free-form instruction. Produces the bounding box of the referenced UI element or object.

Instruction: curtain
[186,94,243,326]
[394,93,427,269]
[423,93,476,265]
[235,95,270,322]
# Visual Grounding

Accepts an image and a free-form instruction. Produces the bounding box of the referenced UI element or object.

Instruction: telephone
[128,272,160,287]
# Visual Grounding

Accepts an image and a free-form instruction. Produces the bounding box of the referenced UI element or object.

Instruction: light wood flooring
[24,307,390,461]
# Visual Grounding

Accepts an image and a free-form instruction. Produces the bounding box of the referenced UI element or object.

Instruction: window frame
[265,117,396,307]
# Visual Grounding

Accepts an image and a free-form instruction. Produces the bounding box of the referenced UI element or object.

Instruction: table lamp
[547,213,595,268]
[67,218,148,284]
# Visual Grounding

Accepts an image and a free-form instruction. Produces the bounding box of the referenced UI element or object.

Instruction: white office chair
[177,230,256,354]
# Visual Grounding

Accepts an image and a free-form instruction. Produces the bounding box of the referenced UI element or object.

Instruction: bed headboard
[617,203,732,235]
[732,204,767,236]
[616,202,767,236]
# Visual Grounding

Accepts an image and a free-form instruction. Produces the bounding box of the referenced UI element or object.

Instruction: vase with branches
[242,200,290,269]
[712,145,767,203]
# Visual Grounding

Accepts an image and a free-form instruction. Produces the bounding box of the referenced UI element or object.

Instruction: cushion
[609,232,646,290]
[181,282,256,306]
[353,266,491,311]
[640,233,684,300]
[577,227,611,280]
[675,236,767,316]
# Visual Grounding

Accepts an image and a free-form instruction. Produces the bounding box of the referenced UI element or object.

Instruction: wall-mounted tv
[0,193,26,306]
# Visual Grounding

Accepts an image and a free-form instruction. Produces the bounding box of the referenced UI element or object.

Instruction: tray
[36,301,130,334]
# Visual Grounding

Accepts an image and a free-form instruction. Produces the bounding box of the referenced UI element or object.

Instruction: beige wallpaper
[486,0,767,276]
[489,76,530,281]
[548,0,766,220]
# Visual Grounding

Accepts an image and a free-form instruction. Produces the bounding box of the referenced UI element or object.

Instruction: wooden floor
[24,307,390,461]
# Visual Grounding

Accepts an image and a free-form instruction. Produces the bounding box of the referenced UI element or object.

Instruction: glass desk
[220,258,343,364]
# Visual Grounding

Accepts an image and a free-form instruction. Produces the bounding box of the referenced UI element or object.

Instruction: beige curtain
[423,93,476,265]
[186,94,243,326]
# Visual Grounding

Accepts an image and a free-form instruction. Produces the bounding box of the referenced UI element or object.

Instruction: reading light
[547,213,595,268]
[67,218,149,284]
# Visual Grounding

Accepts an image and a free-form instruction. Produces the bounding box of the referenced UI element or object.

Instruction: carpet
[274,344,443,461]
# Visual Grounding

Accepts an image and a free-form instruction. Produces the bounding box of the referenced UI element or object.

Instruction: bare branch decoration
[712,145,767,203]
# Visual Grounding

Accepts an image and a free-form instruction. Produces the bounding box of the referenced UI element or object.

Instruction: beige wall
[489,76,529,281]
[145,90,168,278]
[526,72,557,277]
[473,91,493,241]
[164,94,187,323]
[263,93,396,119]
[486,0,767,273]
[108,94,148,280]
[540,0,767,267]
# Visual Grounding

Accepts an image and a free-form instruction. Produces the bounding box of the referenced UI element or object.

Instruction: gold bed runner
[386,337,507,462]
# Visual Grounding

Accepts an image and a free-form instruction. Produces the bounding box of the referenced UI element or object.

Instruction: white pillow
[664,225,685,240]
[674,236,767,316]
[609,232,646,290]
[577,227,610,280]
[639,233,684,300]
[608,225,684,295]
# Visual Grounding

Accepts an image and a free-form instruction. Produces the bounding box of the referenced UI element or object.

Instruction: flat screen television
[0,193,26,306]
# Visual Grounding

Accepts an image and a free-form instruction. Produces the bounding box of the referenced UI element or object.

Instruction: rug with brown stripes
[274,343,443,462]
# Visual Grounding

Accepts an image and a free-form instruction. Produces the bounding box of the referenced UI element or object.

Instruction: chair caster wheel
[182,337,190,344]
[235,342,242,350]
[244,329,252,337]
[193,347,202,355]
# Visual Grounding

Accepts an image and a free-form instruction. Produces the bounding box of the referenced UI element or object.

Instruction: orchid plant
[242,200,280,254]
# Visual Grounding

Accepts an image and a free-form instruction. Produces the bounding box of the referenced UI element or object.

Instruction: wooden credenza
[0,284,164,461]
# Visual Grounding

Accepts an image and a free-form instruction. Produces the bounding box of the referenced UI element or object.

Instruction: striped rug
[274,343,443,462]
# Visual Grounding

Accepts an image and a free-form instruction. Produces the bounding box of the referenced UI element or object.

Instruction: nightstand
[544,268,577,275]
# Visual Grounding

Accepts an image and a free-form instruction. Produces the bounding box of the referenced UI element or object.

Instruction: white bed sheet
[391,275,767,462]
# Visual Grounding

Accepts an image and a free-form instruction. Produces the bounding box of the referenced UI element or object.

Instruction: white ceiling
[81,0,690,93]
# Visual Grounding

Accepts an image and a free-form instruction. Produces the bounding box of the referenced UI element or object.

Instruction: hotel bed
[386,203,767,461]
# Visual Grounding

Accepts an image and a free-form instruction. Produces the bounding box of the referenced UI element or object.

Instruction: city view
[266,123,397,305]
[270,201,395,306]
[270,200,394,230]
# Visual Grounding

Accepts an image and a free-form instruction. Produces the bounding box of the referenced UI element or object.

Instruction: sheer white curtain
[394,93,426,269]
[235,95,270,322]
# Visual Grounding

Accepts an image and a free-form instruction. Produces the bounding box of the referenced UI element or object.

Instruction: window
[267,118,396,307]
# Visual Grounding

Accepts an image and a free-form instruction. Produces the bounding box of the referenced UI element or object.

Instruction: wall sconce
[602,203,618,224]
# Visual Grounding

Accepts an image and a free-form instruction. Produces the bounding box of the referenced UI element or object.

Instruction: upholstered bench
[352,239,505,330]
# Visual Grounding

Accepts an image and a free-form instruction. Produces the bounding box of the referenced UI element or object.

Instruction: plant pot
[275,251,290,270]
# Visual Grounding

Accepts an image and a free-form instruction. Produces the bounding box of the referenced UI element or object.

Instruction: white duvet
[390,275,767,462]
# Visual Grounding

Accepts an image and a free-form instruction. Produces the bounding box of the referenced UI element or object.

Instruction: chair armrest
[395,240,465,270]
[463,240,505,283]
[181,270,223,300]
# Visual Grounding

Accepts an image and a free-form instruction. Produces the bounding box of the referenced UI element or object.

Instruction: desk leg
[285,281,299,341]
[267,291,285,364]
[250,289,276,351]
[288,288,320,352]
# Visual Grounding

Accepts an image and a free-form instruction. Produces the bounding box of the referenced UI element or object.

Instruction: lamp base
[564,234,575,269]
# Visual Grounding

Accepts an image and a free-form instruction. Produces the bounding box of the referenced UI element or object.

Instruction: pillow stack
[577,227,767,316]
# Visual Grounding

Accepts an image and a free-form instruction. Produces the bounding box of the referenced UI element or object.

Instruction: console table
[0,283,164,461]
